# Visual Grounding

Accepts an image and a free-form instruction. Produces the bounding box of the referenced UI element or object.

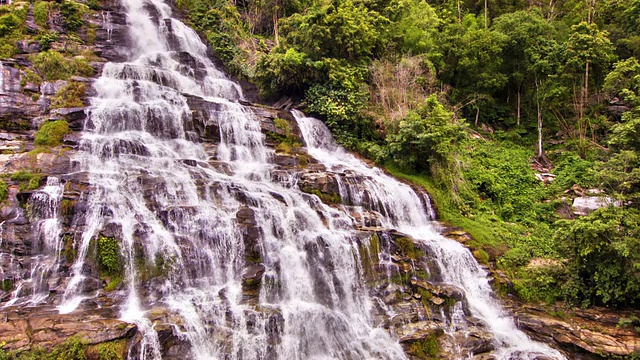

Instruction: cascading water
[2,177,64,307]
[56,0,407,358]
[294,113,566,359]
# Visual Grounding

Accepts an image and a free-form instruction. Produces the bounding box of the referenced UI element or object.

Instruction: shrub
[32,51,94,80]
[60,0,84,32]
[34,120,70,147]
[0,179,7,201]
[50,82,85,108]
[33,1,50,28]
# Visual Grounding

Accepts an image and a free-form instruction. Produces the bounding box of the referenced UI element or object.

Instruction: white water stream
[295,113,566,360]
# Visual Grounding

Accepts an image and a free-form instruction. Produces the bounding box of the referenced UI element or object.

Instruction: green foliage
[554,207,640,307]
[32,51,94,81]
[255,48,312,96]
[305,84,373,148]
[60,0,84,32]
[1,337,88,360]
[33,1,50,28]
[386,95,462,173]
[408,331,441,359]
[48,337,86,360]
[604,58,640,107]
[282,0,387,61]
[34,120,70,147]
[10,171,43,191]
[97,236,122,278]
[35,31,59,51]
[0,13,21,37]
[0,179,7,202]
[50,82,86,109]
[395,237,423,259]
[385,0,439,54]
[95,340,125,360]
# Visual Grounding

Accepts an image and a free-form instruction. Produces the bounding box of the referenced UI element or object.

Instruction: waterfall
[295,113,566,359]
[56,0,407,358]
[0,0,561,356]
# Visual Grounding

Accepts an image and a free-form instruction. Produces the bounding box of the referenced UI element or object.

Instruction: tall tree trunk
[457,0,462,22]
[484,0,488,27]
[475,107,480,127]
[535,77,544,158]
[580,59,590,121]
[273,0,279,46]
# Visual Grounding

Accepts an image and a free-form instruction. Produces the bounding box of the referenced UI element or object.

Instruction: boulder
[572,196,621,216]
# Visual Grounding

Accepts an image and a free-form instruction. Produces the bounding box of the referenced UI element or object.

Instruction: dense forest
[172,0,640,311]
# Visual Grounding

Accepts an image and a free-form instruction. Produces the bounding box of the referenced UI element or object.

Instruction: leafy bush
[97,236,123,292]
[0,13,21,37]
[305,84,374,149]
[36,31,59,51]
[60,0,84,32]
[33,1,50,28]
[48,337,86,360]
[386,95,463,174]
[0,179,7,201]
[34,120,70,147]
[554,207,640,308]
[32,51,94,81]
[95,341,125,360]
[50,82,85,108]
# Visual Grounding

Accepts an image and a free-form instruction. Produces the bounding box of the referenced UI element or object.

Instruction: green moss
[303,188,341,204]
[48,337,86,360]
[408,331,442,359]
[63,235,77,263]
[34,120,70,147]
[33,1,50,28]
[473,249,490,265]
[50,82,86,109]
[395,237,423,259]
[94,340,126,360]
[0,278,13,292]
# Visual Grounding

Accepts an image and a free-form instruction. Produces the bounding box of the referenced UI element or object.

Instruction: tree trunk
[273,0,279,46]
[584,59,590,111]
[475,107,480,127]
[484,0,488,27]
[535,77,544,158]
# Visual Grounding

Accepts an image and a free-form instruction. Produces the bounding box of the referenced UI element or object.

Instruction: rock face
[507,301,640,358]
[572,196,621,216]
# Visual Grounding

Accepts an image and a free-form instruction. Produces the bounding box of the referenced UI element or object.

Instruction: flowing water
[0,0,567,358]
[295,113,566,360]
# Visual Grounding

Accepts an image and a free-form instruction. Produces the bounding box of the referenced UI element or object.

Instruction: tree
[565,22,616,120]
[493,10,555,126]
[437,15,507,125]
[385,0,440,55]
[386,95,463,173]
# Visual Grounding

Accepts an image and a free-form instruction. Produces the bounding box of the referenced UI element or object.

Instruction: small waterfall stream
[295,114,565,359]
